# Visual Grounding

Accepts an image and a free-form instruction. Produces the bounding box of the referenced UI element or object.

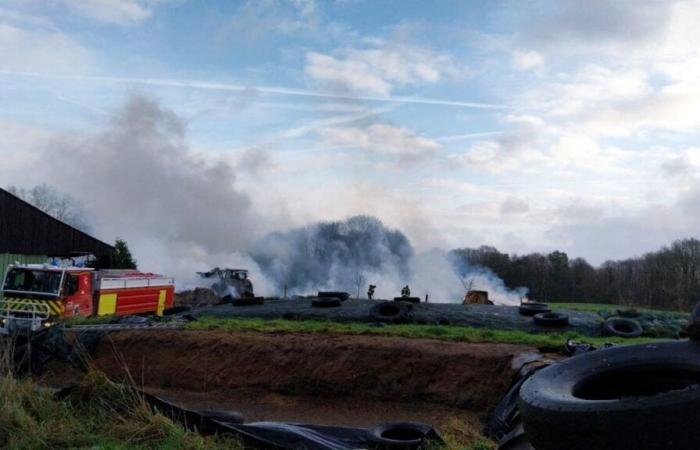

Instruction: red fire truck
[0,264,174,333]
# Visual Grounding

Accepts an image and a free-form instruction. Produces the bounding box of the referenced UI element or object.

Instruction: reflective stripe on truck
[2,297,62,316]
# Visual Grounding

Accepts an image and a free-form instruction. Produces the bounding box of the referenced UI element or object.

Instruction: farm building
[0,187,114,286]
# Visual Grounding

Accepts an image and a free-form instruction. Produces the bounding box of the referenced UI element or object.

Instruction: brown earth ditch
[53,330,542,435]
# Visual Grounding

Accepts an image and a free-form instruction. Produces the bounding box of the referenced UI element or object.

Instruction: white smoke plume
[18,94,525,302]
[23,94,275,291]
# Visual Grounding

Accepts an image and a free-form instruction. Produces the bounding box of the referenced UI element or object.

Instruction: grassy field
[186,316,662,347]
[0,370,244,450]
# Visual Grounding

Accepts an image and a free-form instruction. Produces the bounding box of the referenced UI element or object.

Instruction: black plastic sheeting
[133,391,371,450]
[206,422,370,450]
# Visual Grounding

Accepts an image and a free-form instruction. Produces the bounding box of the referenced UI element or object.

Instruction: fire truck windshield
[2,268,63,296]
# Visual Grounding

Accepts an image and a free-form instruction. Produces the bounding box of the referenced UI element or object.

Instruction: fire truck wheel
[318,291,350,301]
[393,297,420,304]
[603,318,643,337]
[518,340,700,450]
[367,421,442,449]
[370,301,411,324]
[312,297,342,308]
[231,297,265,307]
[533,312,569,327]
[518,303,550,316]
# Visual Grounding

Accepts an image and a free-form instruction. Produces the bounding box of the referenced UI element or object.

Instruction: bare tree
[353,269,367,300]
[7,184,91,232]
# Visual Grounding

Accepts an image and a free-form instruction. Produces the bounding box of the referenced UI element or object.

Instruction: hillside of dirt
[88,330,537,411]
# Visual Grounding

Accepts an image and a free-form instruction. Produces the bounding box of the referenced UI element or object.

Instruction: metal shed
[0,187,114,281]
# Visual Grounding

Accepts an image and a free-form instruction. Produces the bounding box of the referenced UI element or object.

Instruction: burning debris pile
[250,215,413,297]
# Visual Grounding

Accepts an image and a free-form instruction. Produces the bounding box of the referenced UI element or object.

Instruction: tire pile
[518,302,569,327]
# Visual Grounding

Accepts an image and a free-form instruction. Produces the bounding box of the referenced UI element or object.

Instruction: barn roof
[0,188,114,257]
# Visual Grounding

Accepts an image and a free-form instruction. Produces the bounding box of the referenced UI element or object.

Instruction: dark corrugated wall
[0,188,114,257]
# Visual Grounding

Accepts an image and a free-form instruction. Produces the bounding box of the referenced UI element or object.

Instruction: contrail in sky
[0,70,510,110]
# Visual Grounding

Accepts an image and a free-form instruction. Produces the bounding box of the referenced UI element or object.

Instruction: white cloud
[61,0,157,25]
[305,43,469,96]
[0,23,91,72]
[513,50,544,70]
[318,123,440,157]
[224,0,319,39]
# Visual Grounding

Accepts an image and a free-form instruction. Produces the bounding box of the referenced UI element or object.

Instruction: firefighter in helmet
[401,285,411,297]
[367,284,376,300]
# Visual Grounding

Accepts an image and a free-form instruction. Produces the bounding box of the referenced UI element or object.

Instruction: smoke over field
[251,215,413,298]
[250,215,526,304]
[17,95,525,304]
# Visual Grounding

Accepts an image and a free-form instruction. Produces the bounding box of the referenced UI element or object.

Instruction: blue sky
[1,0,700,266]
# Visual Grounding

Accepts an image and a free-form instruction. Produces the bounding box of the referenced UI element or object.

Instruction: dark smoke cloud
[251,215,414,294]
[43,95,257,254]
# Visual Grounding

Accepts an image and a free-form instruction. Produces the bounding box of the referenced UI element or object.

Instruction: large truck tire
[370,301,411,324]
[367,421,443,449]
[533,312,569,327]
[518,303,550,316]
[518,340,700,450]
[603,318,643,337]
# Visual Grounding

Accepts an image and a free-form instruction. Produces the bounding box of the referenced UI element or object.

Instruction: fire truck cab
[0,264,174,334]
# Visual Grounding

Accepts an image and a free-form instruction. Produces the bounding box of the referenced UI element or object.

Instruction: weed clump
[0,363,242,449]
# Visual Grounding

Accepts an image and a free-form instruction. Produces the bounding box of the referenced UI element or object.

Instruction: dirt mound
[90,330,534,411]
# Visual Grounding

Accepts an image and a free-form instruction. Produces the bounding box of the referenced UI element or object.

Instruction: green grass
[0,370,243,450]
[186,316,664,347]
[61,314,116,325]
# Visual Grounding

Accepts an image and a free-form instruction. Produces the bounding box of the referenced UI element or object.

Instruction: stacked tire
[518,302,550,316]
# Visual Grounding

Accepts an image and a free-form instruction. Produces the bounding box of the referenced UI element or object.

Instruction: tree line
[449,238,700,311]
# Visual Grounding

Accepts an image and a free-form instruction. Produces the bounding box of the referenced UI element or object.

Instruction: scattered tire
[370,301,411,324]
[518,303,550,316]
[311,297,342,308]
[518,340,700,450]
[393,296,420,304]
[603,318,643,337]
[231,296,265,307]
[533,312,569,327]
[162,305,191,316]
[367,421,443,450]
[318,291,350,301]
